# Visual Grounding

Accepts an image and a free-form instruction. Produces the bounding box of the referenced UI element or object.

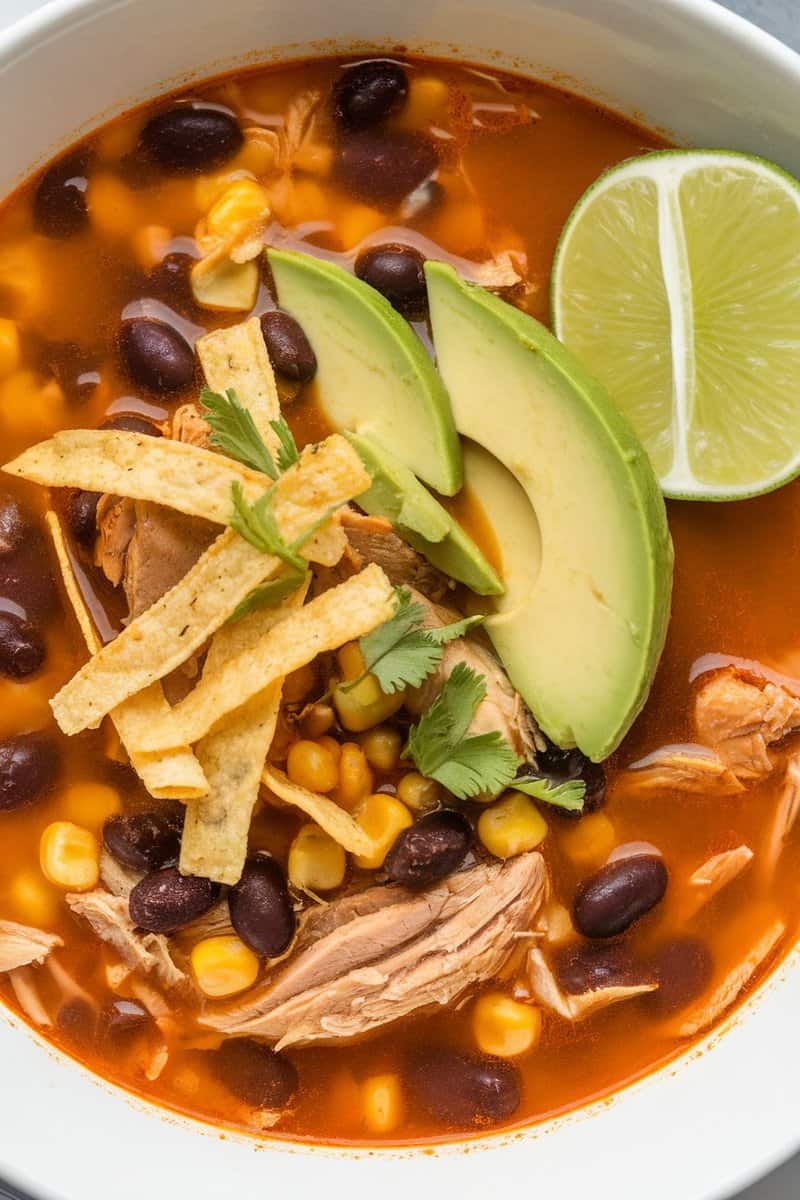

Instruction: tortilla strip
[45,512,208,799]
[196,318,281,448]
[50,435,369,736]
[262,767,375,857]
[138,563,396,752]
[179,579,311,884]
[8,431,272,525]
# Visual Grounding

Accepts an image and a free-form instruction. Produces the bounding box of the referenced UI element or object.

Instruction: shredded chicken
[169,403,212,449]
[203,854,546,1046]
[9,966,51,1026]
[100,849,140,899]
[763,754,800,875]
[694,667,800,781]
[406,588,539,761]
[682,845,754,919]
[526,945,656,1021]
[338,510,450,601]
[623,745,744,796]
[94,495,136,588]
[66,889,190,994]
[0,920,62,973]
[669,919,785,1037]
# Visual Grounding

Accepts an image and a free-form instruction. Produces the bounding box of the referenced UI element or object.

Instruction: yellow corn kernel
[539,900,576,947]
[0,371,66,441]
[234,128,280,178]
[354,794,413,869]
[287,739,339,794]
[559,812,616,870]
[338,642,366,681]
[336,742,374,810]
[132,224,172,271]
[62,783,122,831]
[362,1073,404,1134]
[361,725,403,773]
[292,141,334,177]
[39,821,100,891]
[0,239,43,320]
[283,662,317,704]
[332,676,405,733]
[436,200,486,255]
[205,179,270,241]
[477,791,548,860]
[0,319,20,378]
[318,735,342,764]
[89,174,141,239]
[94,117,142,163]
[396,771,441,813]
[392,76,450,130]
[299,702,336,740]
[288,823,346,892]
[9,869,60,926]
[190,935,260,998]
[334,202,386,251]
[472,992,542,1058]
[284,178,329,226]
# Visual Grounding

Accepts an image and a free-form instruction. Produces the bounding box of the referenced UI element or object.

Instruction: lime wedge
[552,150,800,499]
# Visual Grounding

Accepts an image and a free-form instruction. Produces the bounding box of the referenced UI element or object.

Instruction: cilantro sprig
[404,663,521,800]
[347,588,484,695]
[513,773,586,813]
[229,568,308,622]
[200,387,299,480]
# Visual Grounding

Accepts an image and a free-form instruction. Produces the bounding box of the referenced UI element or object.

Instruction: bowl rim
[0,1,799,1198]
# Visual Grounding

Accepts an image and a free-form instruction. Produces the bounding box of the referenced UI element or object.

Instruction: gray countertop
[0,0,797,1198]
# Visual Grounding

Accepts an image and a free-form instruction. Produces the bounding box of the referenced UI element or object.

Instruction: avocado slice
[346,432,503,596]
[426,262,673,761]
[268,249,462,496]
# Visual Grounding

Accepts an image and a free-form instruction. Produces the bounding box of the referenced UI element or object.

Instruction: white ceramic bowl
[0,2,798,1197]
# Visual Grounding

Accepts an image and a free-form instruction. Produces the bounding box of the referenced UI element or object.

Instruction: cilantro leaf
[270,417,300,472]
[348,589,485,696]
[514,774,587,813]
[229,482,306,572]
[229,569,308,623]
[200,387,278,478]
[404,663,521,800]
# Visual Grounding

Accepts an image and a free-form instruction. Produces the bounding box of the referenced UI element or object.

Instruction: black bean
[384,810,471,888]
[0,497,25,558]
[33,152,89,238]
[118,318,195,394]
[410,1047,520,1127]
[646,937,713,1016]
[66,490,101,546]
[0,613,45,678]
[573,855,668,939]
[101,413,163,437]
[102,998,150,1043]
[555,942,647,995]
[333,60,409,130]
[355,244,427,313]
[103,811,183,871]
[0,501,57,622]
[228,855,296,958]
[140,104,243,174]
[0,734,59,812]
[147,252,198,315]
[56,997,98,1048]
[214,1038,298,1108]
[129,866,220,934]
[335,131,438,205]
[259,311,317,383]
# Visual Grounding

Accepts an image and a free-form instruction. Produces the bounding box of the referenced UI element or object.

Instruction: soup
[0,54,796,1145]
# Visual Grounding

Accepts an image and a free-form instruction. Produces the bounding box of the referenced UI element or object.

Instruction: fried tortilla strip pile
[180,579,310,884]
[47,434,369,735]
[139,562,396,752]
[45,512,208,800]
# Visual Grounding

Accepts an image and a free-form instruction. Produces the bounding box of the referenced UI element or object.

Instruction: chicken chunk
[694,667,800,782]
[0,920,62,973]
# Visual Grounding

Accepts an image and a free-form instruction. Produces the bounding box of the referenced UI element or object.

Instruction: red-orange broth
[0,54,796,1145]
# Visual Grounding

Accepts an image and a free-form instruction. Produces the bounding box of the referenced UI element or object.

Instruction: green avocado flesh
[267,249,463,496]
[426,261,673,761]
[346,432,503,596]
